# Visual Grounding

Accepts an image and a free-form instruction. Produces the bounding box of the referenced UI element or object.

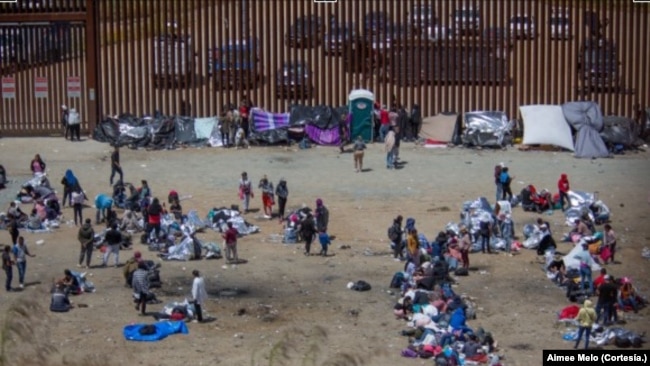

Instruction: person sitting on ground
[123,251,143,288]
[7,202,27,223]
[393,296,413,320]
[50,284,72,312]
[120,210,142,232]
[57,269,80,296]
[27,208,43,230]
[618,278,642,313]
[536,218,551,236]
[547,253,567,286]
[537,225,557,256]
[169,199,183,221]
[589,201,610,225]
[572,218,593,239]
[463,334,488,363]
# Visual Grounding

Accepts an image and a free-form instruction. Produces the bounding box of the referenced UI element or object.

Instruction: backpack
[454,268,469,276]
[389,272,405,289]
[352,280,372,291]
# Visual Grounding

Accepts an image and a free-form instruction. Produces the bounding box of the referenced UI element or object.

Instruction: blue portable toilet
[348,89,375,142]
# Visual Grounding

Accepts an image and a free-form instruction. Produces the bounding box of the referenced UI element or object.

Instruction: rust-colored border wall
[0,0,648,137]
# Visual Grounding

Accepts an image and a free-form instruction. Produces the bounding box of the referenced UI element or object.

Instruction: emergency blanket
[208,208,259,235]
[123,321,188,342]
[562,101,610,159]
[462,111,512,147]
[562,244,602,272]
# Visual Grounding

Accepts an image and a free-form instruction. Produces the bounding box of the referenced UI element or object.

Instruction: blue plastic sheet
[123,321,189,342]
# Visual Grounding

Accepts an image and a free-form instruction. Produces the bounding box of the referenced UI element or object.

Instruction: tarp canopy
[248,108,291,144]
[462,111,511,147]
[289,105,348,145]
[562,102,610,159]
[600,116,639,147]
[420,113,460,143]
[520,105,575,151]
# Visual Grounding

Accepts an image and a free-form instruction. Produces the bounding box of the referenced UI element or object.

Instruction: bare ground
[0,137,649,365]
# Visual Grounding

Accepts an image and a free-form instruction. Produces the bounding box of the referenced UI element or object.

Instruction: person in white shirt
[191,270,208,322]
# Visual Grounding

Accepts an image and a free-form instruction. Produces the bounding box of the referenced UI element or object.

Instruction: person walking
[574,299,597,349]
[77,218,95,268]
[222,222,239,263]
[102,222,122,267]
[494,164,503,203]
[315,199,329,234]
[71,187,85,225]
[338,113,350,153]
[109,145,123,186]
[300,213,317,256]
[191,270,208,322]
[2,245,14,292]
[275,178,289,222]
[12,236,35,289]
[558,173,570,211]
[8,217,19,246]
[258,175,274,219]
[352,136,366,173]
[238,172,253,214]
[132,261,150,316]
[385,126,396,169]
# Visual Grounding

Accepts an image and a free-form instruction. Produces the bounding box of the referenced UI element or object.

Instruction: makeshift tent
[562,102,610,159]
[289,105,348,145]
[348,89,375,142]
[644,108,650,142]
[519,105,575,151]
[600,116,639,148]
[462,111,512,147]
[420,113,460,145]
[248,108,291,144]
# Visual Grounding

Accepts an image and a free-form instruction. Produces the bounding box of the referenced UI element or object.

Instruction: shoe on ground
[19,283,24,289]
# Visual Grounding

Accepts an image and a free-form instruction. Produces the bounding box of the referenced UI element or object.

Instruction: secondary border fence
[0,0,648,136]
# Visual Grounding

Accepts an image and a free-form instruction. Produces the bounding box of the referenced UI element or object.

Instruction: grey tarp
[462,111,511,147]
[561,102,610,158]
[600,116,639,148]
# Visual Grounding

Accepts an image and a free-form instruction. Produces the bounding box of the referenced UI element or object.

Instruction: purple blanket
[251,108,290,132]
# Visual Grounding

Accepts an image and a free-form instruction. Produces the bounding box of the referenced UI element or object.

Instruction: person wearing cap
[77,218,95,269]
[596,275,618,325]
[314,199,329,233]
[191,270,208,322]
[275,178,289,222]
[258,175,274,219]
[132,261,150,315]
[574,299,596,349]
[238,172,253,214]
[123,251,143,287]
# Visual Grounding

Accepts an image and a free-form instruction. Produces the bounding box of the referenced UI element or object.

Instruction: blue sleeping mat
[123,321,189,342]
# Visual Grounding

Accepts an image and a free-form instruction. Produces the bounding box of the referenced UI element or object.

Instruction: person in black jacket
[300,213,317,256]
[389,215,404,261]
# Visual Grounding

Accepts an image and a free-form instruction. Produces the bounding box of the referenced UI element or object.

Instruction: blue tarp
[123,321,189,342]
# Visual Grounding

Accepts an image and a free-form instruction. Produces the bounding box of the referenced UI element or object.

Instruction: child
[235,126,249,149]
[318,231,331,257]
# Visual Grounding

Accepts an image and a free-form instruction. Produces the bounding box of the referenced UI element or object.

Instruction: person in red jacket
[558,173,570,211]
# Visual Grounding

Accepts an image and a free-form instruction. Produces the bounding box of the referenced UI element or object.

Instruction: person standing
[500,167,513,202]
[338,113,349,153]
[388,215,404,261]
[275,178,289,222]
[61,105,70,140]
[222,222,239,263]
[258,175,274,219]
[77,218,95,268]
[132,261,150,315]
[558,173,570,211]
[30,154,46,176]
[12,236,35,289]
[384,126,396,169]
[575,241,595,295]
[191,270,208,322]
[379,105,390,142]
[410,104,421,141]
[318,231,331,257]
[352,136,366,173]
[71,187,85,225]
[221,110,233,148]
[406,229,420,267]
[238,172,253,214]
[596,275,618,325]
[109,145,123,186]
[459,227,471,270]
[603,224,617,264]
[479,219,492,254]
[574,299,596,349]
[314,199,329,233]
[499,214,514,254]
[2,245,14,292]
[102,222,122,267]
[67,108,81,141]
[300,213,317,256]
[146,198,163,243]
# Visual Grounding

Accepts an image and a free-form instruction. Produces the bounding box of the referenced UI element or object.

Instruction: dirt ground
[0,137,649,366]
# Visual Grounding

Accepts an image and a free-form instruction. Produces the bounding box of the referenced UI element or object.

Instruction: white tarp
[520,105,575,151]
[194,117,218,139]
[562,243,602,272]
